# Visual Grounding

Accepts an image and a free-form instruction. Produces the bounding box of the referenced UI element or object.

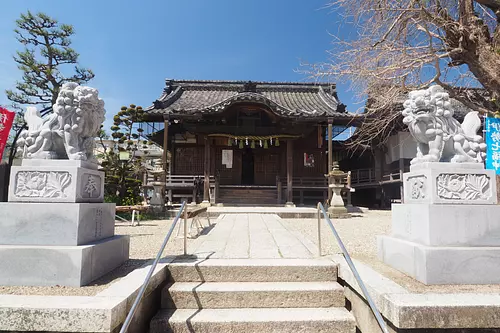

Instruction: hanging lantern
[264,140,268,149]
[251,140,256,149]
[239,140,244,149]
[270,137,273,145]
[259,140,263,147]
[275,138,280,147]
[246,137,249,146]
[228,138,233,146]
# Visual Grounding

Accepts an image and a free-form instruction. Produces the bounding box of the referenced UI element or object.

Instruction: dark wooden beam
[318,125,323,149]
[162,119,169,181]
[286,139,293,205]
[203,136,211,202]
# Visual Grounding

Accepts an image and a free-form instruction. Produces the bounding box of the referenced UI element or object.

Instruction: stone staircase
[217,188,278,206]
[149,258,355,332]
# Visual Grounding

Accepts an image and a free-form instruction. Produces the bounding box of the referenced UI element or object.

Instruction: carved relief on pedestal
[81,174,102,199]
[14,171,72,198]
[437,174,491,200]
[408,175,427,199]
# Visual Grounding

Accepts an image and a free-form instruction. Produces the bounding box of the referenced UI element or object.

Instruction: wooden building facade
[142,80,363,206]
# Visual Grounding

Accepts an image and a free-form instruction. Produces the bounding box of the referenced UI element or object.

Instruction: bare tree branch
[304,0,500,149]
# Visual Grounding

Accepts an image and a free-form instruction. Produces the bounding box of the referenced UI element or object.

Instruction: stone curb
[331,254,500,329]
[0,257,175,333]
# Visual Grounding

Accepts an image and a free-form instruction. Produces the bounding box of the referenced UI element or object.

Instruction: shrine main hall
[140,79,383,207]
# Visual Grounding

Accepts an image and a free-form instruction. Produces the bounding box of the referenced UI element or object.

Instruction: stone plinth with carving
[403,162,497,205]
[8,160,105,203]
[378,86,500,285]
[0,83,129,287]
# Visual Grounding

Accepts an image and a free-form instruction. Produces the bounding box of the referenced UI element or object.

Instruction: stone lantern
[325,162,350,218]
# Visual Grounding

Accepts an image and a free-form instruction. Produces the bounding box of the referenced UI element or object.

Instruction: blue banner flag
[485,117,500,174]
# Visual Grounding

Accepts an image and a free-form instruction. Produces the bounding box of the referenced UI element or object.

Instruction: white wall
[385,132,416,164]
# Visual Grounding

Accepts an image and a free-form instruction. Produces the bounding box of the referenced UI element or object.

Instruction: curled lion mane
[17,82,105,161]
[402,85,486,164]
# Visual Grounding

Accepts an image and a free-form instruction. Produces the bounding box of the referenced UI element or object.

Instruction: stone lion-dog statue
[17,82,105,161]
[402,85,486,164]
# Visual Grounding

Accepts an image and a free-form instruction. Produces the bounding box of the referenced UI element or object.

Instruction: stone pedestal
[328,184,349,218]
[378,162,500,285]
[1,160,130,287]
[8,160,105,203]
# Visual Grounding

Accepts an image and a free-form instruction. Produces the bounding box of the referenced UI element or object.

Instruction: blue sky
[0,0,359,132]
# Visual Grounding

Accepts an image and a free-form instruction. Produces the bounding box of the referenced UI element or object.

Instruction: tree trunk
[464,44,500,100]
[3,126,25,201]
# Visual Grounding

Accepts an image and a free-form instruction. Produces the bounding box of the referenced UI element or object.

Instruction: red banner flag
[0,107,16,161]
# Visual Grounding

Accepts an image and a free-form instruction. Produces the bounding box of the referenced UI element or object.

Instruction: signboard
[0,107,15,161]
[485,117,500,174]
[119,151,130,160]
[222,149,233,168]
[304,153,315,167]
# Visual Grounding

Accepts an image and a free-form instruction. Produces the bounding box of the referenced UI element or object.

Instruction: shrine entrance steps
[149,259,355,333]
[149,214,355,332]
[217,186,278,206]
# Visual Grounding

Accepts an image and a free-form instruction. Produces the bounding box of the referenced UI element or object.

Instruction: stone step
[167,258,337,282]
[162,281,344,309]
[219,192,277,197]
[150,307,356,333]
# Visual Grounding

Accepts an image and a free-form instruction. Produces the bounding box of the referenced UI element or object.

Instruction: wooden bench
[115,205,149,226]
[175,206,211,239]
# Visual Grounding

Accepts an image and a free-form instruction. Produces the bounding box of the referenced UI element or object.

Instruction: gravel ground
[4,211,500,296]
[0,218,211,297]
[282,210,500,294]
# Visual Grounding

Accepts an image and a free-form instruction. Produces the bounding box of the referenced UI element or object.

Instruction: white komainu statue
[17,83,105,161]
[402,85,486,164]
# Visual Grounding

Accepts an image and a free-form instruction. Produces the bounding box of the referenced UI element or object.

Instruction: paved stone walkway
[190,214,319,259]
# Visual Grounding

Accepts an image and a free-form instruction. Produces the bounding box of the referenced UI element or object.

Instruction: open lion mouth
[415,109,430,115]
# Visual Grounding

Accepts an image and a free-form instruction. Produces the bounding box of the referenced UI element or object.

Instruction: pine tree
[99,105,151,206]
[5,11,94,166]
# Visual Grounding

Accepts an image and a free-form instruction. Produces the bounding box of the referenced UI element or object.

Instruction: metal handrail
[120,201,188,333]
[317,202,389,333]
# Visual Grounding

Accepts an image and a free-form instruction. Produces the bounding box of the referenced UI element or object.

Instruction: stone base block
[8,160,104,203]
[378,235,500,285]
[0,203,116,245]
[404,162,497,205]
[0,235,130,287]
[328,206,350,219]
[392,203,500,246]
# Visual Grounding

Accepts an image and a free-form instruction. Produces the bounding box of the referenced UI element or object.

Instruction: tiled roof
[145,80,357,119]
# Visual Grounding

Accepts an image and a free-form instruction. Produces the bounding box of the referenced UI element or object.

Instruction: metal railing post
[119,201,187,333]
[317,202,389,333]
[183,206,188,256]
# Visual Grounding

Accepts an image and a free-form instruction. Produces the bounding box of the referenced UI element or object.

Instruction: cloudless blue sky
[0,0,360,131]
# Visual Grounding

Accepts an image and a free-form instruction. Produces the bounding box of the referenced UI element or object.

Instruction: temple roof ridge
[145,78,358,121]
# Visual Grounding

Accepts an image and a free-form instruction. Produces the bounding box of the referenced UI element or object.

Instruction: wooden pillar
[171,141,176,175]
[317,125,323,149]
[161,118,169,208]
[286,139,294,205]
[327,118,333,203]
[162,119,169,181]
[203,136,211,203]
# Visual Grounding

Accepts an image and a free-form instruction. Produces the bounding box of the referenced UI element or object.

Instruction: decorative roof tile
[145,80,357,120]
